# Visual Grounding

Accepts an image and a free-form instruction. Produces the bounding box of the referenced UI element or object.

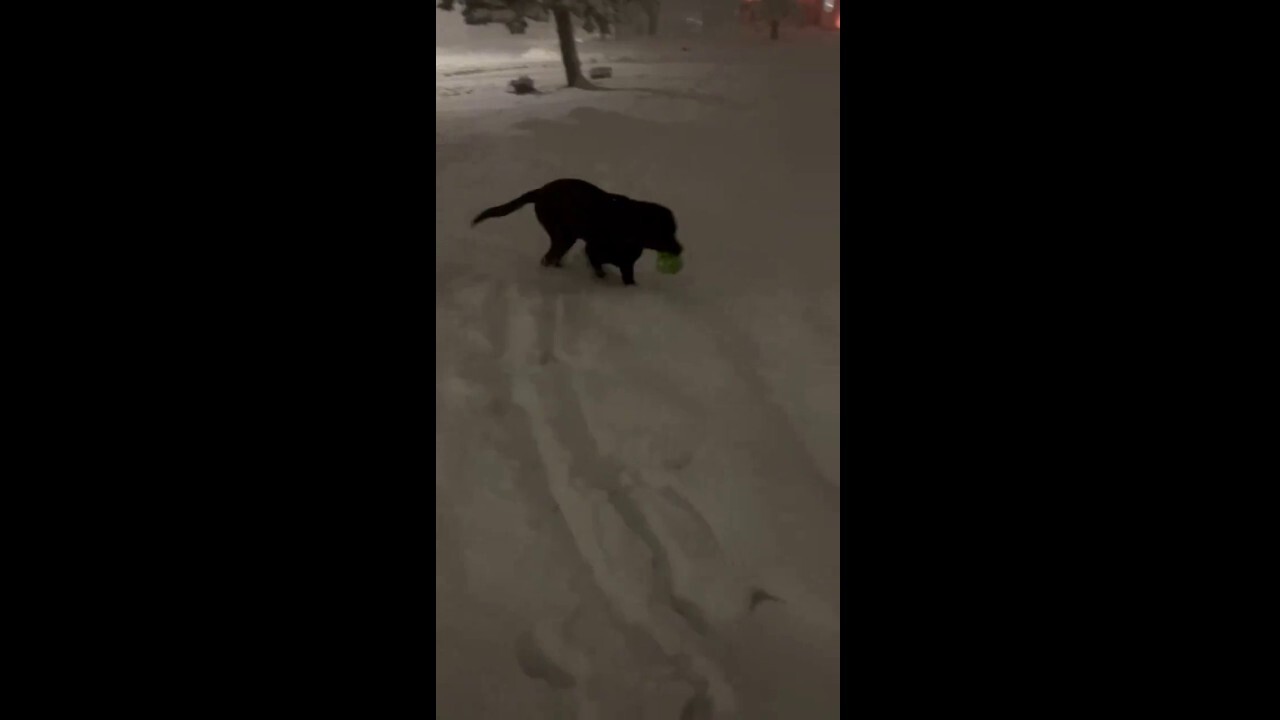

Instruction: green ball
[656,252,683,275]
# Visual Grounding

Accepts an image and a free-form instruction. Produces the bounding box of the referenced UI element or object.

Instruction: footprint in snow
[748,588,784,612]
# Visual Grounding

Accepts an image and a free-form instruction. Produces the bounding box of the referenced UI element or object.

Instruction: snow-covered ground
[437,20,840,720]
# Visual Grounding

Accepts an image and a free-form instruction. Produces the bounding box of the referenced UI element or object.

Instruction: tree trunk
[646,2,659,36]
[554,8,585,87]
[770,19,779,39]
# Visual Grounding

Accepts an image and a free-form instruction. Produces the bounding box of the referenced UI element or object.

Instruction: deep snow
[437,19,840,719]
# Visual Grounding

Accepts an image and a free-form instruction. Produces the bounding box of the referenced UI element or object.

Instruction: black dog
[472,178,683,286]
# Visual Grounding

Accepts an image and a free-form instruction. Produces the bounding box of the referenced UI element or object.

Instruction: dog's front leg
[585,244,607,279]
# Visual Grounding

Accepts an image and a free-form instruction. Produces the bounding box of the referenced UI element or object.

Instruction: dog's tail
[472,189,540,227]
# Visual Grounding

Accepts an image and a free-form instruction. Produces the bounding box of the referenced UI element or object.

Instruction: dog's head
[640,203,684,256]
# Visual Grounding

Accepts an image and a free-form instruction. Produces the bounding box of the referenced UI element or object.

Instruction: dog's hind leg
[540,232,576,268]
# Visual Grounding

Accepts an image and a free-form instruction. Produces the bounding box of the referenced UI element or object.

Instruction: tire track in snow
[449,276,723,717]
[441,278,604,717]
[502,283,739,718]
[686,294,837,499]
[582,288,841,625]
[688,297,842,614]
[550,294,743,634]
[556,292,836,621]
[586,287,837,507]
[454,250,836,719]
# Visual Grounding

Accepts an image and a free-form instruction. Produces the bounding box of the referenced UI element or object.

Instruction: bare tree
[759,0,795,40]
[639,0,660,35]
[438,0,620,88]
